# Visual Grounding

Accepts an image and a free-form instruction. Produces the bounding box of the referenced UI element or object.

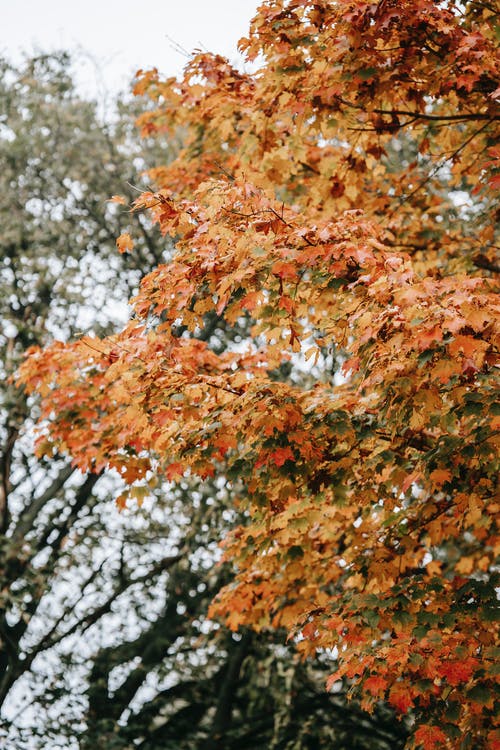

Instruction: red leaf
[414,725,447,749]
[269,447,295,467]
[437,657,478,687]
[364,675,388,696]
[165,462,184,480]
[389,683,414,713]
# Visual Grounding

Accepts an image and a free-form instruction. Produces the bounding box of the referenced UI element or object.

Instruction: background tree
[0,50,172,744]
[1,52,406,749]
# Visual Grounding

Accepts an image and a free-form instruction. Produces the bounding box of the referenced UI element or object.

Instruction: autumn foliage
[17,2,499,747]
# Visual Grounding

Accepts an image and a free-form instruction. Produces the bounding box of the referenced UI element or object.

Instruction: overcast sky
[2,0,261,97]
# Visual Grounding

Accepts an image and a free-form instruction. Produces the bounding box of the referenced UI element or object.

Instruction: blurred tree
[0,53,406,749]
[0,50,169,744]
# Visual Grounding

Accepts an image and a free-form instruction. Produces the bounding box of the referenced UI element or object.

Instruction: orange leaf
[165,462,184,481]
[448,335,486,358]
[115,493,128,511]
[429,469,452,487]
[116,232,134,254]
[278,295,294,314]
[272,260,299,281]
[363,675,388,696]
[108,195,127,205]
[417,325,443,351]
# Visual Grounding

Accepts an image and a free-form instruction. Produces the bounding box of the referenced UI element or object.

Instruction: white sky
[1,0,261,97]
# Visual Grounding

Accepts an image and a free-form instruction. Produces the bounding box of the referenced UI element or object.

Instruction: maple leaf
[165,462,184,481]
[414,725,448,749]
[429,469,452,488]
[115,493,128,512]
[363,675,388,696]
[417,325,443,352]
[269,447,295,468]
[437,657,479,687]
[278,295,294,314]
[389,683,414,713]
[116,232,134,254]
[272,260,299,282]
[241,291,263,312]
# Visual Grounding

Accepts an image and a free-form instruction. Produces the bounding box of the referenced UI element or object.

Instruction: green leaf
[288,545,304,560]
[357,67,377,80]
[467,685,492,706]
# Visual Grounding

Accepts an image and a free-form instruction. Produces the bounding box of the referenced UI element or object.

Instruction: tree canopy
[17,3,499,748]
[1,52,405,750]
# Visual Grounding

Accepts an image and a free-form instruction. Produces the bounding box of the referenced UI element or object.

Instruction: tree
[1,52,406,749]
[17,2,499,747]
[0,51,174,744]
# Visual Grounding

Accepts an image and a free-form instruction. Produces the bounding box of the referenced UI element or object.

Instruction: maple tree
[1,53,404,750]
[16,2,499,748]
